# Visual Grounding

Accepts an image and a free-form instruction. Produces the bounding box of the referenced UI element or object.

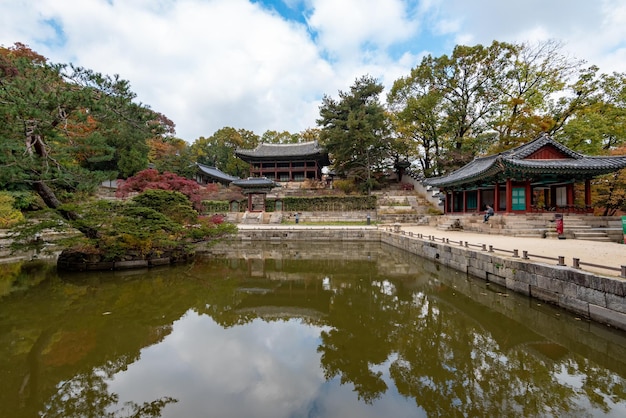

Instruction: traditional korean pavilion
[424,134,626,215]
[235,141,330,182]
[195,163,240,186]
[231,177,278,212]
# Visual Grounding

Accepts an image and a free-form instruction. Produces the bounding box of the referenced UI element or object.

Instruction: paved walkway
[399,224,626,278]
[237,224,626,278]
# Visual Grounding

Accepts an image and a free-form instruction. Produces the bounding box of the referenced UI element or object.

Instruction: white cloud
[1,0,625,142]
[306,0,418,57]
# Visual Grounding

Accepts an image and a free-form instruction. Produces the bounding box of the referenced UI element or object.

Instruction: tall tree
[558,71,626,154]
[488,40,581,151]
[317,75,392,192]
[190,127,258,178]
[388,43,511,175]
[389,41,590,175]
[260,130,300,144]
[388,67,445,177]
[148,136,196,177]
[0,43,166,237]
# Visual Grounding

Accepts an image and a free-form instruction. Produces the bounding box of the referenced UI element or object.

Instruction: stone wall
[234,226,626,331]
[234,226,381,242]
[381,230,626,332]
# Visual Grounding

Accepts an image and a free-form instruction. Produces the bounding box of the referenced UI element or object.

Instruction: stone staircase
[433,214,618,242]
[545,215,612,242]
[375,192,433,224]
[241,211,263,224]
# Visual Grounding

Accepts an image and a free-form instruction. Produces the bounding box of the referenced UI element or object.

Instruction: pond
[2,240,626,417]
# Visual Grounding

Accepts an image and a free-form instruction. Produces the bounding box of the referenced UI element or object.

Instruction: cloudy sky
[2,0,626,142]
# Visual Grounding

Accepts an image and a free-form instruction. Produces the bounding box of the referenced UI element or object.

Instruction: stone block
[560,281,579,298]
[604,279,626,297]
[530,286,560,304]
[487,272,506,287]
[565,269,591,288]
[148,257,171,266]
[606,294,626,314]
[589,304,626,330]
[588,275,606,292]
[115,259,149,269]
[577,287,607,307]
[513,269,535,286]
[468,266,486,279]
[86,262,115,271]
[506,278,530,296]
[536,275,564,294]
[558,295,590,317]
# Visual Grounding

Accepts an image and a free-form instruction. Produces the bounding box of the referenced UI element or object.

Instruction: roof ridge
[257,140,318,147]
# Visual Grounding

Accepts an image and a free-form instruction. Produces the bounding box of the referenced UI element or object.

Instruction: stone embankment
[235,225,626,332]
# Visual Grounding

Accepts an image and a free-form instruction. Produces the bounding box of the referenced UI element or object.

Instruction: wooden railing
[387,227,626,278]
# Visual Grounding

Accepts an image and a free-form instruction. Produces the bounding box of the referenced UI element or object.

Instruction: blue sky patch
[40,18,67,48]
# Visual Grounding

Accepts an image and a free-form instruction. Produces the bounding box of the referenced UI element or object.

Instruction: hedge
[202,195,376,213]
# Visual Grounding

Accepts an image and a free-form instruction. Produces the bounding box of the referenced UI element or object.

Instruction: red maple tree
[116,169,217,210]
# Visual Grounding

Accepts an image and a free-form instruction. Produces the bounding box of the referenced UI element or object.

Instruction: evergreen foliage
[317,75,392,191]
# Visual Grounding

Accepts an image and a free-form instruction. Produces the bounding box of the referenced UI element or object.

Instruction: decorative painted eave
[235,141,330,165]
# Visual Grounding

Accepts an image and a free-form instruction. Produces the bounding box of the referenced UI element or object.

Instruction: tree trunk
[33,181,100,239]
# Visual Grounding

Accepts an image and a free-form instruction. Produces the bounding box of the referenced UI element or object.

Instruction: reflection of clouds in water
[106,310,418,418]
[108,310,323,417]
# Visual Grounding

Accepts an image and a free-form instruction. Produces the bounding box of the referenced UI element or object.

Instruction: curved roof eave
[423,155,502,188]
[502,156,626,176]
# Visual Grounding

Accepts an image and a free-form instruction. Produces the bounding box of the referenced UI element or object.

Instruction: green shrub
[203,200,230,213]
[281,195,376,211]
[333,179,357,194]
[132,189,198,224]
[0,192,24,228]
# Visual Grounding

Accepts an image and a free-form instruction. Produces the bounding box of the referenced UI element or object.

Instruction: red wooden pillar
[506,179,513,214]
[494,182,500,212]
[477,189,482,214]
[525,180,532,212]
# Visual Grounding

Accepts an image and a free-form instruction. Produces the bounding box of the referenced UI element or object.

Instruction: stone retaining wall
[381,230,626,332]
[236,227,626,331]
[235,227,381,242]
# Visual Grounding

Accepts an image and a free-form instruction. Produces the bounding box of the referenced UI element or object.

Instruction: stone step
[573,231,612,240]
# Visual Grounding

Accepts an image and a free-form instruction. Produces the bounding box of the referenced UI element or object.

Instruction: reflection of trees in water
[317,278,400,403]
[3,243,626,417]
[316,273,626,415]
[41,363,177,417]
[191,250,626,414]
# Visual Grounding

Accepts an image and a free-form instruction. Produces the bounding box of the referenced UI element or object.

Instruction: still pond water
[2,240,626,417]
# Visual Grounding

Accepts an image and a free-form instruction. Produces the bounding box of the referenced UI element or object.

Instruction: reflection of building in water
[236,279,332,321]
